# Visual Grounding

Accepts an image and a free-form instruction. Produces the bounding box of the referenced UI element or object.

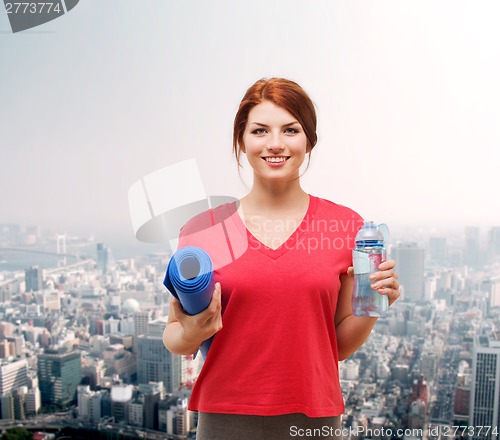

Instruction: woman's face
[242,100,309,183]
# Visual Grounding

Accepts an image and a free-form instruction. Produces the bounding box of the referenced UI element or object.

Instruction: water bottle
[352,221,388,317]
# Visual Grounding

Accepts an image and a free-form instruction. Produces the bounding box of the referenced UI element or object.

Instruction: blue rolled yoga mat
[163,246,215,358]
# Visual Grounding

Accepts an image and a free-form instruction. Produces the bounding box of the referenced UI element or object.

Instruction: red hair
[233,78,317,167]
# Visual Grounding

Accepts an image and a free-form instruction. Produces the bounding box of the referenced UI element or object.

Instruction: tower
[465,226,481,267]
[25,266,43,292]
[469,335,500,439]
[392,243,425,302]
[96,243,109,274]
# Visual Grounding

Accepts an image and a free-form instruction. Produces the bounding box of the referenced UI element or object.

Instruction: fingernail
[369,274,376,280]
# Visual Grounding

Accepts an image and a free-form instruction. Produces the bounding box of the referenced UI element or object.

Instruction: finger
[371,277,398,291]
[215,282,222,306]
[370,269,396,283]
[206,307,223,332]
[378,259,396,271]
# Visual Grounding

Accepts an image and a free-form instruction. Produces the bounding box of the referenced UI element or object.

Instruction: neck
[243,175,309,211]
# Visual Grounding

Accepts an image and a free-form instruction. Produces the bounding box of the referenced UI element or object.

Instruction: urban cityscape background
[0,221,499,440]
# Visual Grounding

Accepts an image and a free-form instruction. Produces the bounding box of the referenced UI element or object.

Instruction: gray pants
[196,412,343,440]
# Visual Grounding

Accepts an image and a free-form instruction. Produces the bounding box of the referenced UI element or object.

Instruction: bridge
[0,247,88,259]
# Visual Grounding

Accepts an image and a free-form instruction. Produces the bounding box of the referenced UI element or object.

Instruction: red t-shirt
[177,195,363,417]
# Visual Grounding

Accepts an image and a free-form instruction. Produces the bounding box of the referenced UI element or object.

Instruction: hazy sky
[1,1,499,247]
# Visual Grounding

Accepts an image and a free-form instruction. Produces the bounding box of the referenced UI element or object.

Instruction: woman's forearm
[335,315,378,361]
[163,322,201,356]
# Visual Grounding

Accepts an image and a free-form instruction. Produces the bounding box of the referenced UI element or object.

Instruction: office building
[77,385,103,422]
[38,350,82,407]
[25,266,43,292]
[103,344,136,382]
[0,394,14,420]
[110,384,133,423]
[428,236,447,264]
[166,397,192,436]
[96,243,109,274]
[392,243,425,302]
[465,226,481,267]
[0,359,28,396]
[469,334,500,439]
[480,278,500,310]
[488,226,500,258]
[133,310,154,337]
[128,397,144,427]
[24,386,41,415]
[143,388,161,430]
[136,320,182,393]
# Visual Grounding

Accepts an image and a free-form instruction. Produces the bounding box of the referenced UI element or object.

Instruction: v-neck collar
[230,195,317,260]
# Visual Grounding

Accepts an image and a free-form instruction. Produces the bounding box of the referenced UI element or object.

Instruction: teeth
[265,157,287,163]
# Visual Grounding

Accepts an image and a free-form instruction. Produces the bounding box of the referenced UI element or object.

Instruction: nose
[267,132,284,153]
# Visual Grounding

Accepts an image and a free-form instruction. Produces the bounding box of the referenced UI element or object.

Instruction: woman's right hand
[169,282,223,347]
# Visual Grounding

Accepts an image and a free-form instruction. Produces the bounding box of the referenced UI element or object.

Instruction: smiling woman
[162,77,400,440]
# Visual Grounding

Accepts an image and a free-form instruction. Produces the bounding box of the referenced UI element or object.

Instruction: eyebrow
[249,121,300,128]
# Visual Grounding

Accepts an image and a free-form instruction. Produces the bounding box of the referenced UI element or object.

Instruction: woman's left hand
[370,259,400,306]
[347,259,400,307]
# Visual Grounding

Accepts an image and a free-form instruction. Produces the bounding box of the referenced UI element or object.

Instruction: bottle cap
[355,221,385,244]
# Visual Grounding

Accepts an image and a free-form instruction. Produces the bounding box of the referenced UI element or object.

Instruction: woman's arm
[163,282,223,355]
[334,260,399,361]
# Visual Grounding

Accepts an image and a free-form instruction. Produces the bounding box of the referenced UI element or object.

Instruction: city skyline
[1,1,500,243]
[0,223,499,438]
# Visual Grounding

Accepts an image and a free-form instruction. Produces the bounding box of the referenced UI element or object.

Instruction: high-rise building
[0,394,14,420]
[25,266,43,292]
[136,320,181,393]
[24,386,41,415]
[110,384,133,422]
[480,278,500,310]
[465,226,481,267]
[12,387,26,420]
[487,226,500,258]
[96,243,109,274]
[428,237,447,265]
[38,350,82,407]
[77,385,103,422]
[0,359,28,396]
[469,334,500,439]
[128,397,144,427]
[166,397,192,436]
[143,389,161,430]
[392,243,425,302]
[133,310,154,337]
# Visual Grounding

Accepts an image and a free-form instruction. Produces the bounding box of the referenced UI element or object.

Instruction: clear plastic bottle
[352,221,388,317]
